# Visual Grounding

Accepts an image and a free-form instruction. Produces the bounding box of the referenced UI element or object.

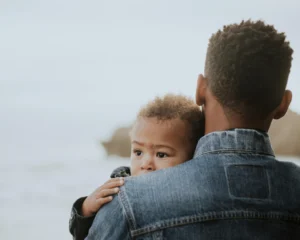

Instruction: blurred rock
[101,109,300,158]
[269,109,300,157]
[101,126,131,158]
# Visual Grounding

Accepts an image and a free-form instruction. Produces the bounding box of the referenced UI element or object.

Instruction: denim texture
[86,129,300,240]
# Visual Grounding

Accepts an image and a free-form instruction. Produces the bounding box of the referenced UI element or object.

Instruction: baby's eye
[156,152,168,158]
[133,150,142,156]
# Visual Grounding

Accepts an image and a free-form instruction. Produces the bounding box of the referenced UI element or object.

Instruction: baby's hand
[81,178,124,217]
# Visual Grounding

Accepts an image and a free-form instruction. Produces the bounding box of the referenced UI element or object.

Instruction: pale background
[1,1,300,239]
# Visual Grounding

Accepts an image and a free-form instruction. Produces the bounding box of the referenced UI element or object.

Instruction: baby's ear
[195,74,207,106]
[273,90,292,120]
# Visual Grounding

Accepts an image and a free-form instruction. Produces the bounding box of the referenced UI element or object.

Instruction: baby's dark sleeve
[110,166,131,178]
[69,197,95,240]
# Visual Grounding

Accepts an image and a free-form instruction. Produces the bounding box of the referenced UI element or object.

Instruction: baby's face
[130,117,193,176]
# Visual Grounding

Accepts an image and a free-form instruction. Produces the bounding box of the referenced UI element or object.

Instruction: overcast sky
[1,0,299,164]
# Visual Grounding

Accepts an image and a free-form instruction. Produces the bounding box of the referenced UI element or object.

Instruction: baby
[69,94,205,239]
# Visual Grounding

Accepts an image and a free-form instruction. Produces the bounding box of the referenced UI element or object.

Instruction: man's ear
[273,90,292,120]
[195,74,207,106]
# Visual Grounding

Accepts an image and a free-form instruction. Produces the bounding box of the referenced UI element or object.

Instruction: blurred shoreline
[101,109,300,158]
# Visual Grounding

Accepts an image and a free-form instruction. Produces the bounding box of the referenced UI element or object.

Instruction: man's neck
[203,98,273,135]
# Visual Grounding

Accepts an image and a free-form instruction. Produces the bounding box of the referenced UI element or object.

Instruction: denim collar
[194,128,275,158]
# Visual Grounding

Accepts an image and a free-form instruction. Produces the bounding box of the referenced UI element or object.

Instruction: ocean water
[0,149,299,240]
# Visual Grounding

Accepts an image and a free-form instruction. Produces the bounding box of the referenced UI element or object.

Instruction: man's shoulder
[125,156,213,187]
[119,157,224,212]
[117,156,300,236]
[122,155,300,207]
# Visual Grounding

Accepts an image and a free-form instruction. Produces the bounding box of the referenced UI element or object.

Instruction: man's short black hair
[205,20,293,118]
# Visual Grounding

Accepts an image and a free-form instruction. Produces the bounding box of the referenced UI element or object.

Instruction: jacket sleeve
[69,197,96,240]
[85,194,132,240]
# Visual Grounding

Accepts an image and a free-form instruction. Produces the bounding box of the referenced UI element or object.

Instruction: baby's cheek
[172,155,188,166]
[130,160,140,176]
[130,169,138,176]
[179,149,193,162]
[155,159,175,170]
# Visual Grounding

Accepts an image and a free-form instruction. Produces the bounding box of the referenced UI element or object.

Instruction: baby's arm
[69,196,95,240]
[69,178,124,240]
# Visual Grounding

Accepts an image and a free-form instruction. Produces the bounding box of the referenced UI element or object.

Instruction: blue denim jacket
[86,129,300,240]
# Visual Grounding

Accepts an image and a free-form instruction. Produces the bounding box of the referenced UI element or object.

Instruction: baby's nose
[141,155,155,171]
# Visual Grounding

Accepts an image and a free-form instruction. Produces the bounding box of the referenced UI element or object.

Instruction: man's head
[130,94,204,176]
[196,20,293,132]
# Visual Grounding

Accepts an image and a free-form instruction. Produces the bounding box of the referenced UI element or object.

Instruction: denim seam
[130,210,300,237]
[118,187,137,231]
[195,150,275,158]
[265,167,272,199]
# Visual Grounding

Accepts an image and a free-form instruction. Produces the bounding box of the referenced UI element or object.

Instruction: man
[86,20,300,239]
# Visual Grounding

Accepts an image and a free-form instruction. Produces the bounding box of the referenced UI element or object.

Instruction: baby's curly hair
[137,94,205,146]
[205,20,293,118]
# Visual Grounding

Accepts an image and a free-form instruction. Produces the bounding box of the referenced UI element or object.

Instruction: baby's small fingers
[96,178,123,193]
[105,178,124,189]
[97,188,119,198]
[104,178,122,185]
[96,196,113,207]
